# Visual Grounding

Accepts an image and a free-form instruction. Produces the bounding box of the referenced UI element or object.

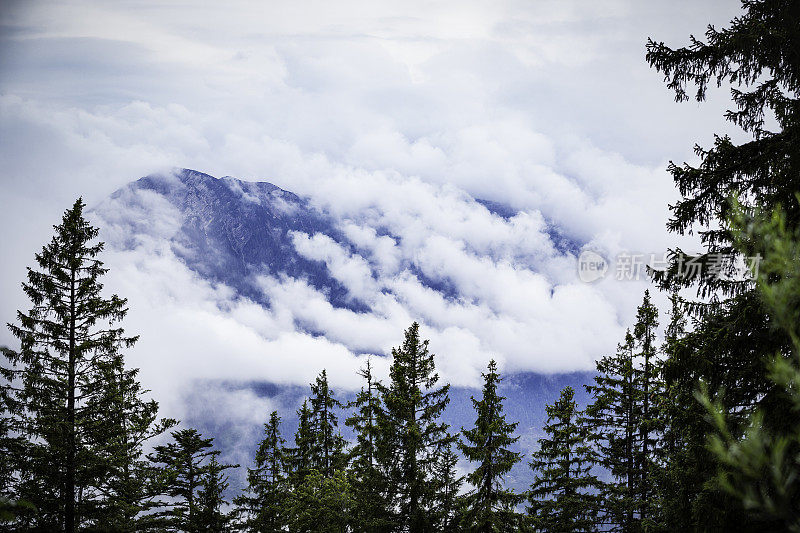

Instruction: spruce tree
[88,359,176,532]
[196,456,231,533]
[631,290,660,529]
[0,347,30,526]
[376,321,454,532]
[458,360,523,532]
[345,359,391,532]
[582,291,662,531]
[584,331,641,531]
[646,1,800,528]
[4,199,146,532]
[309,370,347,478]
[698,200,800,531]
[650,293,698,531]
[149,428,236,532]
[0,349,16,494]
[528,386,598,533]
[287,470,353,533]
[234,411,289,532]
[288,400,315,492]
[431,445,464,533]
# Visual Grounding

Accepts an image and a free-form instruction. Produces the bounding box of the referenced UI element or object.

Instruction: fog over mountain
[0,0,742,497]
[95,167,628,386]
[91,168,599,487]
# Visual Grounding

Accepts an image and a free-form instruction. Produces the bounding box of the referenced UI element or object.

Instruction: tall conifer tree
[0,346,29,525]
[345,359,391,532]
[4,199,153,532]
[288,400,315,492]
[89,360,176,531]
[431,444,463,533]
[528,386,597,533]
[234,411,289,532]
[377,322,454,532]
[196,456,231,533]
[651,294,698,531]
[646,1,800,527]
[309,370,347,478]
[458,360,523,532]
[584,331,641,531]
[148,428,235,532]
[583,291,662,531]
[632,290,660,528]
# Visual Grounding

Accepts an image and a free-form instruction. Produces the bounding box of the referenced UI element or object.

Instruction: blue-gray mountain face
[113,168,359,309]
[101,168,594,491]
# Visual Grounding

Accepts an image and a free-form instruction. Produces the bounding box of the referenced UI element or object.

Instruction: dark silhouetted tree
[459,360,523,532]
[431,443,464,533]
[149,428,235,532]
[646,1,800,528]
[309,370,347,478]
[288,400,315,493]
[377,322,454,532]
[196,456,231,533]
[89,360,176,532]
[632,290,660,528]
[584,331,640,532]
[528,386,597,533]
[345,359,392,532]
[234,411,290,532]
[4,199,159,532]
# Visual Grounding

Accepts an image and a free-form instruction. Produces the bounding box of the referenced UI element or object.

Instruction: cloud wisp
[0,0,741,426]
[90,167,632,426]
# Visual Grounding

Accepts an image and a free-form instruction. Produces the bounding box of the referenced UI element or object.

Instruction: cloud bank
[0,0,743,425]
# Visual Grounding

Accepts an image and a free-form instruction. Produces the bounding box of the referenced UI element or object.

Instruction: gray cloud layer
[1,0,740,422]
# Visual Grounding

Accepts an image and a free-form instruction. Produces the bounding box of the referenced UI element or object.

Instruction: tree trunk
[641,341,650,524]
[66,266,76,533]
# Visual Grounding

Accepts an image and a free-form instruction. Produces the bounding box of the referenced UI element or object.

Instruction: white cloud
[290,231,380,303]
[341,222,403,274]
[100,236,384,420]
[0,0,743,433]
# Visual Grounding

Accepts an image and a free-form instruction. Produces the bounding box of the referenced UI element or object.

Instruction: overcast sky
[0,1,744,424]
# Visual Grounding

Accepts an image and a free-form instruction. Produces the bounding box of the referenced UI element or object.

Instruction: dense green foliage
[528,386,597,532]
[642,0,800,530]
[148,429,236,532]
[699,200,800,530]
[233,411,289,532]
[376,322,456,532]
[287,470,352,533]
[459,360,522,532]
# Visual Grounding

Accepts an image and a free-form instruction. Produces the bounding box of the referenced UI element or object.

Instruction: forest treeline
[2,0,800,531]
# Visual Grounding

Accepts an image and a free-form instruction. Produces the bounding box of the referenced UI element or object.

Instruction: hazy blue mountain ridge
[101,168,595,493]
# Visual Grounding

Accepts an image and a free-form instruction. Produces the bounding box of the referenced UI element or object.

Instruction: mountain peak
[102,169,356,309]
